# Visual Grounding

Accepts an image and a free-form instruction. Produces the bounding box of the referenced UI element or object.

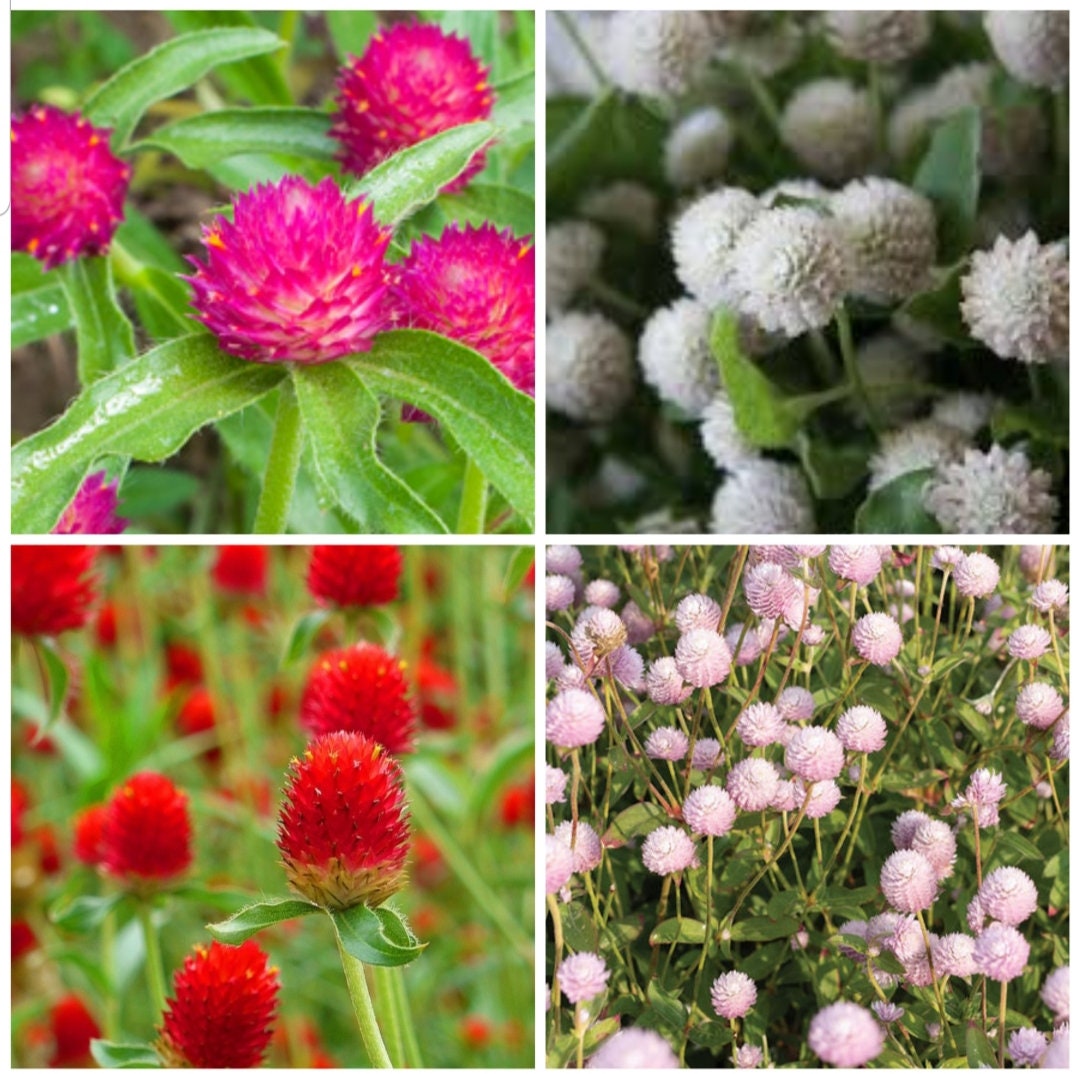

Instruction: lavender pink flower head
[794,778,841,818]
[836,705,887,753]
[621,601,656,645]
[546,834,575,895]
[641,825,698,875]
[554,821,603,872]
[682,785,737,837]
[548,545,583,575]
[883,914,927,966]
[784,727,845,782]
[908,819,957,880]
[645,726,690,762]
[726,758,780,811]
[808,1001,885,1067]
[932,932,978,978]
[954,768,1007,828]
[769,780,798,812]
[557,665,587,691]
[726,623,764,665]
[802,624,826,646]
[979,866,1038,926]
[1016,681,1066,729]
[546,574,576,612]
[609,646,645,690]
[545,763,568,805]
[585,579,621,608]
[852,612,903,665]
[871,1001,904,1024]
[1051,713,1070,761]
[829,545,883,585]
[743,562,798,620]
[974,922,1030,981]
[572,607,628,667]
[1007,1027,1048,1068]
[587,1027,679,1068]
[675,628,732,687]
[546,688,605,749]
[1030,579,1068,615]
[546,642,566,682]
[733,1043,763,1068]
[880,849,939,913]
[53,472,127,535]
[674,593,721,633]
[738,702,785,747]
[931,546,964,571]
[1008,624,1051,659]
[1018,545,1055,581]
[691,738,724,771]
[891,809,930,850]
[557,952,609,1004]
[776,686,815,723]
[645,658,694,705]
[953,552,1001,598]
[710,971,757,1018]
[1041,964,1069,1022]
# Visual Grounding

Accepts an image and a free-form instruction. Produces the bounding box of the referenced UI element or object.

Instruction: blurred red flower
[48,994,99,1067]
[306,546,403,608]
[163,642,203,693]
[499,772,536,827]
[12,546,98,636]
[73,804,108,866]
[460,1014,493,1049]
[415,657,458,730]
[176,686,220,764]
[212,546,269,597]
[101,772,192,887]
[12,919,37,960]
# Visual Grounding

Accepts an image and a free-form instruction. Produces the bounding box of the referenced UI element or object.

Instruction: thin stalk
[835,306,881,436]
[928,570,952,669]
[254,379,303,534]
[554,11,610,89]
[371,966,406,1067]
[456,456,488,534]
[586,277,649,320]
[334,929,393,1068]
[998,979,1008,1069]
[1047,610,1068,690]
[101,909,119,1039]
[548,894,566,1034]
[136,901,167,1021]
[916,910,951,1049]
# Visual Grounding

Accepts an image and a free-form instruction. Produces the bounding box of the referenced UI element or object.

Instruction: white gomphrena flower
[960,232,1069,365]
[699,391,759,471]
[930,391,996,437]
[779,79,876,182]
[722,18,804,77]
[1030,579,1069,615]
[547,545,583,575]
[546,312,635,423]
[824,11,931,64]
[729,207,852,337]
[584,579,620,609]
[867,420,968,492]
[672,188,762,309]
[547,220,605,315]
[830,178,937,303]
[580,181,660,241]
[605,11,715,98]
[637,298,721,417]
[925,444,1058,535]
[711,460,816,534]
[984,11,1069,90]
[665,107,734,189]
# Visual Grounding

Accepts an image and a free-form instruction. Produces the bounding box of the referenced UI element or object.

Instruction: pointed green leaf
[855,469,943,534]
[50,892,123,932]
[605,802,666,843]
[966,1025,996,1069]
[439,182,535,236]
[206,897,321,943]
[12,254,72,347]
[730,915,801,941]
[282,610,330,666]
[650,918,707,944]
[61,257,136,384]
[325,11,378,58]
[913,109,981,259]
[504,546,535,594]
[898,261,974,348]
[90,1041,162,1068]
[331,903,427,967]
[38,639,71,733]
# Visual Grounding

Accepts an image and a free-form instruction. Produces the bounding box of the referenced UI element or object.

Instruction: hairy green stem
[136,901,167,1023]
[334,929,393,1068]
[457,456,489,534]
[254,379,303,533]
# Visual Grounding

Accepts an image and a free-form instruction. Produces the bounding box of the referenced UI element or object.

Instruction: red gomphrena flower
[332,22,494,190]
[100,772,192,888]
[12,105,131,270]
[306,545,403,608]
[390,224,536,395]
[277,731,410,910]
[211,546,269,597]
[12,779,30,848]
[36,825,62,875]
[52,472,127,535]
[300,643,415,754]
[94,601,119,648]
[157,940,280,1069]
[12,546,98,637]
[460,1015,494,1049]
[48,994,100,1067]
[163,641,203,693]
[73,804,108,866]
[176,687,221,764]
[499,774,536,827]
[416,657,458,730]
[186,176,391,365]
[12,919,38,961]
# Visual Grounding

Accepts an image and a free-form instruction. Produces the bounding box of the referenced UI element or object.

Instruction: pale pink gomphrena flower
[548,545,583,575]
[954,767,1007,828]
[1008,623,1052,659]
[546,642,566,681]
[769,780,798,812]
[974,922,1030,981]
[738,702,785,747]
[792,544,827,558]
[743,562,798,619]
[710,971,757,1018]
[1041,964,1069,1021]
[908,819,957,880]
[871,1001,904,1024]
[546,688,605,749]
[794,778,842,818]
[545,763,568,805]
[1007,1027,1048,1068]
[726,758,780,811]
[1039,1032,1070,1070]
[1019,544,1055,580]
[554,821,603,873]
[1015,681,1066,729]
[584,579,621,608]
[978,866,1038,926]
[952,551,1001,598]
[691,738,724,771]
[784,727,845,782]
[587,1026,679,1068]
[777,686,815,723]
[931,545,965,571]
[808,1001,885,1067]
[621,601,656,645]
[891,809,930,849]
[883,913,927,965]
[1030,578,1069,614]
[675,628,732,687]
[802,624,825,646]
[557,665,587,691]
[641,826,699,875]
[903,953,937,987]
[932,932,978,978]
[557,952,609,1004]
[967,894,987,935]
[852,612,903,665]
[675,592,722,634]
[726,622,764,665]
[682,786,737,837]
[546,575,576,612]
[734,1043,764,1069]
[836,705,888,753]
[646,658,694,705]
[609,646,645,690]
[880,849,939,912]
[645,726,690,762]
[572,607,628,667]
[546,834,574,895]
[828,545,883,585]
[1051,714,1070,761]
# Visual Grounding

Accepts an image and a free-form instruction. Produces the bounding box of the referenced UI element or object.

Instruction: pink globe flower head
[743,562,798,620]
[1007,1027,1048,1068]
[880,849,939,913]
[1039,1032,1070,1070]
[734,1043,764,1069]
[53,472,127,535]
[548,546,583,575]
[557,952,609,1005]
[769,779,799,812]
[793,778,842,818]
[609,646,645,691]
[1015,681,1066,729]
[953,768,1007,828]
[726,623,764,665]
[1030,579,1068,614]
[692,738,724,771]
[674,593,721,633]
[389,223,535,395]
[584,579,622,609]
[871,1001,904,1024]
[784,727,845,782]
[776,686,815,723]
[588,1026,679,1069]
[646,658,694,705]
[953,552,1001,598]
[802,624,826,646]
[737,702,785,748]
[852,612,903,665]
[1051,713,1070,761]
[186,176,391,364]
[621,601,656,645]
[908,819,957,880]
[572,608,628,670]
[1008,623,1051,660]
[979,866,1038,926]
[931,546,965,571]
[967,893,987,935]
[882,913,927,967]
[891,809,930,849]
[557,665,586,691]
[828,545,883,585]
[546,642,566,682]
[554,821,603,873]
[808,1001,885,1067]
[710,970,757,1019]
[545,763,568,805]
[546,688,605,749]
[1041,964,1069,1022]
[546,574,576,612]
[836,705,887,754]
[645,726,690,762]
[641,825,698,875]
[332,22,494,190]
[682,785,736,837]
[546,834,574,895]
[12,104,131,269]
[726,758,780,811]
[792,544,827,559]
[675,628,732,688]
[974,922,1030,982]
[932,932,978,978]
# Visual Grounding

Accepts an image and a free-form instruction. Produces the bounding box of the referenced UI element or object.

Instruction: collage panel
[12,544,536,1067]
[545,543,1069,1068]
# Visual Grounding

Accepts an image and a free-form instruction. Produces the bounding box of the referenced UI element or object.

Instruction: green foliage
[912,109,982,260]
[855,470,943,534]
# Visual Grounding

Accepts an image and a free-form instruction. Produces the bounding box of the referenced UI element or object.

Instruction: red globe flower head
[100,772,192,888]
[48,994,100,1067]
[94,601,119,648]
[416,657,458,730]
[177,686,221,764]
[460,1015,494,1049]
[12,780,30,848]
[300,643,416,754]
[73,804,108,866]
[12,919,38,960]
[185,176,391,364]
[277,731,410,910]
[306,545,403,608]
[163,641,203,693]
[12,546,98,637]
[36,825,62,875]
[212,546,269,597]
[52,472,127,535]
[12,105,131,270]
[499,773,536,827]
[157,940,280,1069]
[332,22,494,191]
[390,223,536,395]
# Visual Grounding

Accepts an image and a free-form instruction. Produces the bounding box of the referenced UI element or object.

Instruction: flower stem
[998,979,1008,1069]
[457,455,488,534]
[254,379,303,534]
[136,901,167,1022]
[835,306,881,436]
[334,928,393,1068]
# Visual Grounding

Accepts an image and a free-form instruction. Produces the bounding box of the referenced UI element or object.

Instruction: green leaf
[345,330,535,527]
[493,69,535,130]
[61,257,136,384]
[966,1025,996,1069]
[37,639,71,733]
[50,892,122,932]
[282,610,331,666]
[994,830,1045,863]
[562,902,599,952]
[504,547,535,594]
[83,28,284,147]
[643,980,687,1031]
[650,918,707,944]
[687,1022,734,1050]
[117,467,201,519]
[331,903,427,967]
[133,108,335,169]
[816,885,877,913]
[468,729,535,823]
[993,396,1069,449]
[796,433,870,499]
[913,109,981,259]
[90,1041,162,1068]
[123,264,196,340]
[897,261,974,349]
[439,183,535,236]
[206,897,321,943]
[169,886,261,913]
[605,802,667,843]
[730,915,801,941]
[12,254,72,347]
[855,469,943,534]
[292,364,449,534]
[12,335,286,533]
[325,11,379,58]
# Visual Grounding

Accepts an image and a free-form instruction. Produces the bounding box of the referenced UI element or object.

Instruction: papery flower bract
[785,727,845,782]
[277,731,409,910]
[307,545,402,608]
[983,11,1069,89]
[908,819,957,880]
[547,311,636,422]
[880,849,938,913]
[1007,1027,1048,1068]
[588,1026,679,1069]
[546,834,574,895]
[682,785,737,837]
[932,932,978,978]
[12,546,98,637]
[871,1000,905,1024]
[548,545,583,575]
[186,176,391,364]
[979,866,1038,926]
[645,726,690,762]
[711,460,817,534]
[572,608,628,670]
[675,593,721,634]
[743,563,797,620]
[726,758,780,812]
[665,106,734,188]
[212,546,269,597]
[12,105,130,269]
[808,1001,884,1067]
[795,778,842,818]
[710,971,757,1018]
[546,643,566,682]
[605,11,715,98]
[557,952,609,1005]
[621,600,655,645]
[852,612,902,665]
[546,763,568,806]
[828,545,883,586]
[734,1043,764,1069]
[546,689,605,749]
[637,297,721,417]
[953,552,1001,598]
[836,705,887,753]
[1041,965,1069,1021]
[101,772,192,887]
[546,575,576,612]
[692,738,724,771]
[642,825,698,875]
[779,80,875,183]
[584,580,621,609]
[1008,624,1051,660]
[53,472,127,535]
[675,628,732,687]
[1030,579,1069,614]
[974,922,1030,982]
[738,702,785,748]
[777,686,815,723]
[554,820,602,873]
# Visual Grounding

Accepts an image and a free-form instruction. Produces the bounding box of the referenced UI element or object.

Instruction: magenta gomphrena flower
[908,819,957,880]
[584,579,621,609]
[710,971,757,1019]
[1041,964,1069,1021]
[546,642,566,682]
[828,545,883,585]
[557,952,609,1005]
[692,738,724,771]
[645,727,690,762]
[546,689,605,749]
[389,224,535,394]
[682,785,737,837]
[726,623,764,665]
[851,612,902,665]
[332,22,493,189]
[588,1026,679,1069]
[1008,624,1051,660]
[12,105,131,269]
[726,758,780,812]
[794,778,842,818]
[548,546,583,575]
[546,834,574,895]
[932,546,965,571]
[554,821,603,872]
[53,472,127,535]
[738,702,785,748]
[674,593,721,633]
[734,1043,764,1069]
[1031,579,1069,615]
[1007,1027,1048,1068]
[933,932,978,978]
[546,574,576,612]
[979,866,1038,926]
[974,922,1030,981]
[835,705,887,754]
[880,849,939,912]
[743,562,798,620]
[784,727,845,782]
[777,686,816,723]
[808,1002,885,1067]
[891,809,930,850]
[621,601,656,645]
[675,629,732,688]
[545,763,568,805]
[186,176,390,364]
[645,658,694,705]
[952,552,1001,598]
[642,825,698,875]
[871,1001,904,1024]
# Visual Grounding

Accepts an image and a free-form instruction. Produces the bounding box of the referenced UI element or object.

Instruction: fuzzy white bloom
[830,178,937,303]
[984,11,1069,89]
[780,78,876,182]
[823,11,931,63]
[960,232,1069,365]
[546,312,635,423]
[760,178,831,209]
[672,188,762,309]
[729,207,852,336]
[720,18,804,77]
[665,107,734,189]
[711,460,816,534]
[703,12,754,41]
[699,391,759,471]
[637,298,721,417]
[605,11,715,97]
[867,419,968,491]
[930,392,996,437]
[925,444,1058,535]
[580,181,661,241]
[547,220,605,315]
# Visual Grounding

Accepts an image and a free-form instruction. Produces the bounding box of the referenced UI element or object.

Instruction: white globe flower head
[699,391,759,472]
[580,181,661,242]
[823,11,931,64]
[867,419,969,492]
[711,460,817,534]
[664,107,735,189]
[760,178,831,209]
[984,11,1069,89]
[780,78,876,182]
[637,298,721,417]
[605,11,715,98]
[546,220,605,315]
[930,391,996,437]
[546,311,635,423]
[960,231,1069,365]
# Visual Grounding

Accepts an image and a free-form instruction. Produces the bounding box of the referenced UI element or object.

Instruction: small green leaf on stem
[206,897,321,943]
[855,470,943,534]
[49,892,122,932]
[331,904,427,968]
[37,639,70,734]
[90,1041,163,1068]
[281,610,331,666]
